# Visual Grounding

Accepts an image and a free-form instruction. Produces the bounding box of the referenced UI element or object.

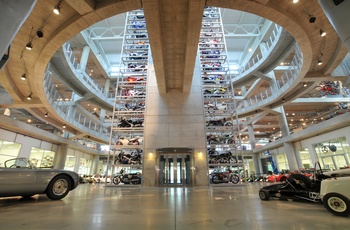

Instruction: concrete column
[104,79,110,96]
[80,46,90,71]
[247,124,261,175]
[283,142,298,172]
[90,155,99,175]
[259,42,268,58]
[277,106,290,137]
[268,71,278,92]
[241,86,249,107]
[307,143,318,166]
[247,124,256,149]
[142,56,207,187]
[99,109,106,122]
[53,144,68,169]
[294,148,303,170]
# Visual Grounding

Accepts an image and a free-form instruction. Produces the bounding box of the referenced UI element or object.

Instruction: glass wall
[0,140,21,167]
[78,158,92,175]
[29,147,55,168]
[276,153,289,172]
[313,137,350,170]
[298,148,312,169]
[64,155,76,171]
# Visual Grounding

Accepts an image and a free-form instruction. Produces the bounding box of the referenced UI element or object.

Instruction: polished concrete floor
[0,182,349,230]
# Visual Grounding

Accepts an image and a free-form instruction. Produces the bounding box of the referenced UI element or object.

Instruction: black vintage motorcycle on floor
[112,169,141,185]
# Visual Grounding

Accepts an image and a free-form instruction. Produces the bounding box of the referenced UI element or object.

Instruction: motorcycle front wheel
[211,175,220,184]
[231,174,240,184]
[112,176,121,185]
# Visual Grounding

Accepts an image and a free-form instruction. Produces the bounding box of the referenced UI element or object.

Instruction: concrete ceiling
[0,0,348,143]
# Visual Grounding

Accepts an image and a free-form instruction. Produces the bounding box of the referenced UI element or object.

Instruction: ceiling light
[320,29,326,37]
[26,42,33,50]
[303,82,307,87]
[309,16,316,23]
[317,59,323,65]
[21,73,27,80]
[36,28,44,38]
[293,0,299,3]
[45,112,48,117]
[53,1,62,15]
[27,94,32,100]
[63,124,66,129]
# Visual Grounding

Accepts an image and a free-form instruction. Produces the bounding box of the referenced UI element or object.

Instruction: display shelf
[200,7,241,171]
[108,9,148,171]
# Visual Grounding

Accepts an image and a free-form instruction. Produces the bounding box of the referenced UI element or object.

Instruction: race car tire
[289,174,312,189]
[259,189,270,201]
[323,193,350,217]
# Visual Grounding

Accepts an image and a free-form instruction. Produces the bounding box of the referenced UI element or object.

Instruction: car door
[0,166,38,196]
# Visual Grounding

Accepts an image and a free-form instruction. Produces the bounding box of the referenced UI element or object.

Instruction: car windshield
[4,158,36,169]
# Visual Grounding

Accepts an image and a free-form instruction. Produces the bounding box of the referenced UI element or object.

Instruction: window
[299,148,312,169]
[29,147,55,168]
[0,140,21,167]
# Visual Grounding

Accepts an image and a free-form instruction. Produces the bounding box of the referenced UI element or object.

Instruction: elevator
[156,148,194,187]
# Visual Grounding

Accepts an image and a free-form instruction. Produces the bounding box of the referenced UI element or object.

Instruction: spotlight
[303,82,307,87]
[36,28,44,38]
[317,59,323,65]
[320,29,326,37]
[53,1,62,15]
[45,112,48,117]
[63,124,66,129]
[21,73,27,80]
[293,0,299,3]
[26,42,33,50]
[309,16,316,23]
[27,94,32,100]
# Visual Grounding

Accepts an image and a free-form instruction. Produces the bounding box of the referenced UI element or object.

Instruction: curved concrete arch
[34,1,142,109]
[208,0,313,99]
[35,0,310,137]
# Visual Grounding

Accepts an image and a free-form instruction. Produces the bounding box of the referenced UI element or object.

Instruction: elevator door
[158,153,192,186]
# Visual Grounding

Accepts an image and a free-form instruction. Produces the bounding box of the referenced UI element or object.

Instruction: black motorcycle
[118,117,144,128]
[114,150,142,165]
[112,169,141,185]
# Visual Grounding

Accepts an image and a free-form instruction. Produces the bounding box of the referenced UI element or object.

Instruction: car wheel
[259,189,271,201]
[46,175,71,200]
[323,193,350,217]
[289,174,312,189]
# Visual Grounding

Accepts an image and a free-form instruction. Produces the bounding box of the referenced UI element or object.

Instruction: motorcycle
[208,150,237,164]
[206,118,232,126]
[112,169,141,185]
[114,149,142,165]
[118,117,144,128]
[211,169,239,184]
[116,136,143,145]
[128,136,143,145]
[207,134,223,144]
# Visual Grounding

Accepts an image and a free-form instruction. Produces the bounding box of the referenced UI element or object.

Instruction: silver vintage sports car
[0,157,79,200]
